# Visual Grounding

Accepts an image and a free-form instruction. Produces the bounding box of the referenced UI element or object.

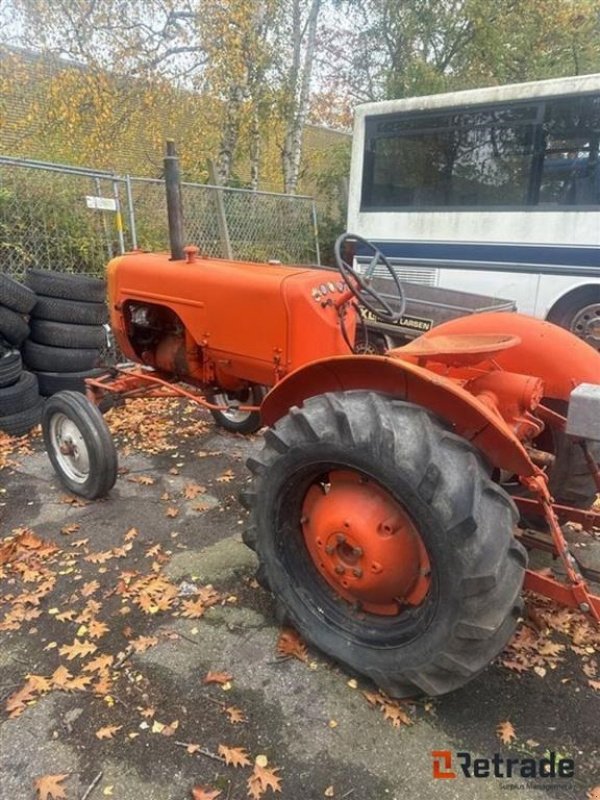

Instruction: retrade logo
[431,751,575,780]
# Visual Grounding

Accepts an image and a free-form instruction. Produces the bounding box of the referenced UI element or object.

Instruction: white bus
[347,74,600,349]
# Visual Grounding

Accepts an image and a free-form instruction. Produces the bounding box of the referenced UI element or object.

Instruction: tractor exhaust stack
[164,139,185,261]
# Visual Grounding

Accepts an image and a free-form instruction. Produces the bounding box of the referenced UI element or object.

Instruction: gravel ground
[0,400,598,800]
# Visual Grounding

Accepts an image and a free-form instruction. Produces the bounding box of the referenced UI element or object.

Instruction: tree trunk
[216,83,245,185]
[282,0,322,195]
[249,104,261,190]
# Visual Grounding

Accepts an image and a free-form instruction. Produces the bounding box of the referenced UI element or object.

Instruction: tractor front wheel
[207,384,266,435]
[243,392,526,697]
[42,391,118,499]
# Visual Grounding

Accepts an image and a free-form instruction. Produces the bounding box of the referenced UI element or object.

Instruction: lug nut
[336,533,346,544]
[334,565,345,575]
[579,602,590,613]
[325,545,335,555]
[352,546,363,557]
[352,567,363,578]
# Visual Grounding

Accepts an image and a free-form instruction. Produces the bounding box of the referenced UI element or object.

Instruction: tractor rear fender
[424,312,600,401]
[261,355,536,477]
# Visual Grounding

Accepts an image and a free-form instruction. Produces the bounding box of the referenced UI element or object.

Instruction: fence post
[96,177,113,260]
[125,175,138,250]
[311,200,321,265]
[112,179,126,254]
[207,159,233,260]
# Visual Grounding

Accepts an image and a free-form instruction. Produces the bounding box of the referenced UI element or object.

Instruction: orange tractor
[42,144,600,698]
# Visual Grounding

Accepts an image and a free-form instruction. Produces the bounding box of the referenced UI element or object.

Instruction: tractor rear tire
[243,391,526,698]
[208,385,266,435]
[42,391,118,499]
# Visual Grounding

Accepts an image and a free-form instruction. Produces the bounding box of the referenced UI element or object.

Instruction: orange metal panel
[107,252,354,387]
[261,355,536,476]
[421,312,600,400]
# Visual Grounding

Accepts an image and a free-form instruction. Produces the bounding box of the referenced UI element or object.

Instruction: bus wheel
[566,301,600,350]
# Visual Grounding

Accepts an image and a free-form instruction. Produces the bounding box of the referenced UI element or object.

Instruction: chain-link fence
[0,155,321,280]
[129,177,321,265]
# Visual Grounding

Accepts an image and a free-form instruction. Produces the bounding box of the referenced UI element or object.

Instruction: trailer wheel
[243,391,525,697]
[208,385,266,435]
[42,391,117,499]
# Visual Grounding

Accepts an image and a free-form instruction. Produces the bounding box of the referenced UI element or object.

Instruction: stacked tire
[0,275,44,436]
[24,270,108,396]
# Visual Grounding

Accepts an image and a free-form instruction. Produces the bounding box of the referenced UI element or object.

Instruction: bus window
[362,104,539,209]
[537,96,600,205]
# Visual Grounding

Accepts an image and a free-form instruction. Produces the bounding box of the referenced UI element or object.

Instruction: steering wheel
[334,233,406,323]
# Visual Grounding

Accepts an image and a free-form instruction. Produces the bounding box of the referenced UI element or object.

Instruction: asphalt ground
[0,398,598,800]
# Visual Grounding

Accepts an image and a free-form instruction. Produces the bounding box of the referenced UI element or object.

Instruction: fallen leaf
[88,620,110,639]
[218,744,251,768]
[181,598,205,619]
[55,610,76,622]
[276,628,308,662]
[324,787,335,797]
[51,666,74,689]
[248,764,281,799]
[165,507,179,518]
[130,635,158,653]
[34,774,68,800]
[184,482,206,499]
[224,705,246,724]
[497,720,516,745]
[216,470,234,483]
[60,523,80,536]
[381,701,412,728]
[191,787,221,800]
[59,639,97,660]
[203,671,232,685]
[587,787,600,800]
[588,679,600,691]
[95,725,122,740]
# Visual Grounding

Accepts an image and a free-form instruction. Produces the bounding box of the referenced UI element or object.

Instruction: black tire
[0,398,44,437]
[42,391,117,499]
[23,340,101,374]
[36,368,109,397]
[243,391,526,697]
[0,274,37,314]
[207,385,266,435]
[0,372,40,416]
[32,295,108,325]
[549,429,600,509]
[26,270,106,303]
[29,319,106,350]
[0,350,22,389]
[0,305,30,346]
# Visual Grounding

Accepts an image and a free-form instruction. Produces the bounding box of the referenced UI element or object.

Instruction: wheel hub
[301,470,430,615]
[570,303,600,349]
[49,413,90,484]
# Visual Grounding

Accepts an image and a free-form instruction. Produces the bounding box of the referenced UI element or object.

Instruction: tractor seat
[388,333,521,367]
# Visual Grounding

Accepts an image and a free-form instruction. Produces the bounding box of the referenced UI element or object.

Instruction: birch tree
[280,0,324,194]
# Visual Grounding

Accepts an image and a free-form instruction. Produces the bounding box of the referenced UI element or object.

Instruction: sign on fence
[85,196,117,211]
